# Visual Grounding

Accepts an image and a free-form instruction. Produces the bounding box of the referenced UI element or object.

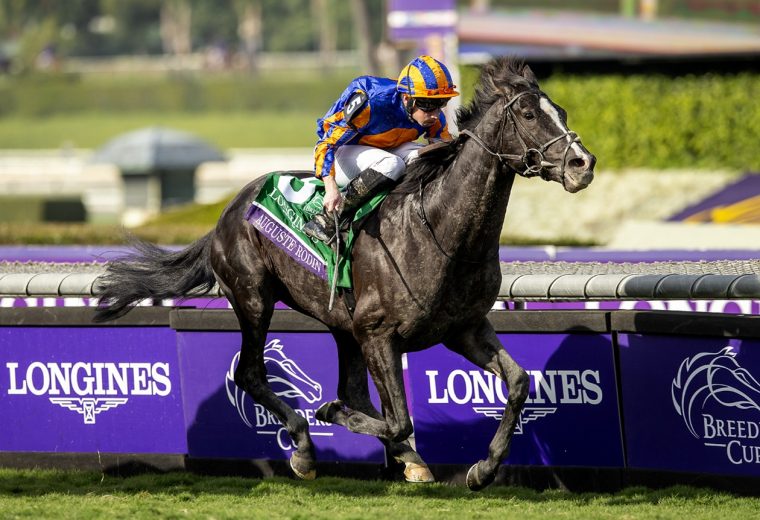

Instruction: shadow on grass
[0,468,738,506]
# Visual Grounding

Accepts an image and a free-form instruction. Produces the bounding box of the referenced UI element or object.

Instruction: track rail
[2,260,760,301]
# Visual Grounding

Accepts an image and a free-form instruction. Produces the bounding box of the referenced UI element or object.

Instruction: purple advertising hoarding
[619,333,760,476]
[0,327,186,454]
[406,333,624,467]
[177,331,384,462]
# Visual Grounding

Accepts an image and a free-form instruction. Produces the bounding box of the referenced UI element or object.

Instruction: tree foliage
[0,0,384,69]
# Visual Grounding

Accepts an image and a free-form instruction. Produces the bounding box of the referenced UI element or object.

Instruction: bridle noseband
[460,90,580,183]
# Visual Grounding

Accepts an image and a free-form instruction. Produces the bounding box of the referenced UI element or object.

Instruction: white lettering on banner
[424,368,604,434]
[4,361,172,424]
[585,300,759,314]
[672,347,760,465]
[226,339,334,452]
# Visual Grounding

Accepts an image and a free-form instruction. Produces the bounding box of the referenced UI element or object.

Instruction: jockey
[302,55,460,243]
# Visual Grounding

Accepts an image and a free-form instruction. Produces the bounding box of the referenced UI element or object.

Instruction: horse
[94,56,596,490]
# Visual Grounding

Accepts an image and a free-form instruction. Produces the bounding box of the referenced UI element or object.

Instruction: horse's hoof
[466,461,495,491]
[403,462,435,483]
[289,451,316,481]
[315,400,343,424]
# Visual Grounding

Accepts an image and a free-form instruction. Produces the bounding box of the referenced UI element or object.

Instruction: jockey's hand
[322,176,342,214]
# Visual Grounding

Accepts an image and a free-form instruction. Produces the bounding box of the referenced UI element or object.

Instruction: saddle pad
[244,172,387,289]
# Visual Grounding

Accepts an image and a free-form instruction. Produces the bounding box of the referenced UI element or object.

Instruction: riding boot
[303,168,394,243]
[302,209,336,243]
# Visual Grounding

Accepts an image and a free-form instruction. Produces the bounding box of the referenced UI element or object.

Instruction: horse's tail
[93,232,216,322]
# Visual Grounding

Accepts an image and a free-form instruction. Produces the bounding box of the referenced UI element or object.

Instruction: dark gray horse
[95,56,595,490]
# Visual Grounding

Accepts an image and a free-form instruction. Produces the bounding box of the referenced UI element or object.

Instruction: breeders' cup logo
[426,368,603,433]
[672,347,760,465]
[226,339,331,450]
[5,361,171,424]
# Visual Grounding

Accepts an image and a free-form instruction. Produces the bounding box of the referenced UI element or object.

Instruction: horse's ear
[520,64,538,86]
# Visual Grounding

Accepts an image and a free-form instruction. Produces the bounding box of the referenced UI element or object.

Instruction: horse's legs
[444,318,530,491]
[318,330,433,482]
[218,273,317,480]
[315,335,411,442]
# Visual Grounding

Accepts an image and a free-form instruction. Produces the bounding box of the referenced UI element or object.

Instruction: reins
[417,179,495,265]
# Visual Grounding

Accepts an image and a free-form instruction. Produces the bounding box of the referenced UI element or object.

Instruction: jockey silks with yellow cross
[303,55,460,244]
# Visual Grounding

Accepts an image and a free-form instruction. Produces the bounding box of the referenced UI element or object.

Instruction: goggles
[413,97,448,112]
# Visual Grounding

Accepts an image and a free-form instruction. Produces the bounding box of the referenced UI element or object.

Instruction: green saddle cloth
[245,172,388,289]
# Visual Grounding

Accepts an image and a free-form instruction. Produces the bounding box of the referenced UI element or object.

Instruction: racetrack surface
[0,469,757,519]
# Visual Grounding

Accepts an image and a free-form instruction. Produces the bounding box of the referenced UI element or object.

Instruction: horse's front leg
[318,330,433,482]
[316,334,412,440]
[444,318,530,491]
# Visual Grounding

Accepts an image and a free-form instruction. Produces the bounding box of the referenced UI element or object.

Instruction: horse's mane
[393,56,531,195]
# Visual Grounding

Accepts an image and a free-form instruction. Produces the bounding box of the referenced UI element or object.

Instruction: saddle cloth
[244,172,388,290]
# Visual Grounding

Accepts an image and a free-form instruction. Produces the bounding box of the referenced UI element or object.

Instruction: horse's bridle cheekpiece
[460,90,581,186]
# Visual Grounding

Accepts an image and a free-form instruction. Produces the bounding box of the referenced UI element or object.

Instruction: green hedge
[0,71,357,117]
[540,72,760,171]
[2,69,759,171]
[459,67,760,171]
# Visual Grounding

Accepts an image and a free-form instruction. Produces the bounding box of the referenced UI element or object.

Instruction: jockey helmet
[397,55,459,99]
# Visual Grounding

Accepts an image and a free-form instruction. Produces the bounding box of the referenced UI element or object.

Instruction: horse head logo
[262,339,322,403]
[671,347,760,438]
[225,339,323,428]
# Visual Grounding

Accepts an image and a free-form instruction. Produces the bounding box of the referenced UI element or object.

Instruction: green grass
[0,469,756,519]
[0,111,320,150]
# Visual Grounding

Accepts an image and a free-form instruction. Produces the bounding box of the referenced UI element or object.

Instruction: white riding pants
[333,142,424,188]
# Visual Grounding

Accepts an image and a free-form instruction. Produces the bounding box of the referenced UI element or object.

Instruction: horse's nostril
[569,157,587,170]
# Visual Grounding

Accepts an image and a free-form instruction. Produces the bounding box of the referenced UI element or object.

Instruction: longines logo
[672,347,760,465]
[226,339,332,450]
[425,368,603,433]
[5,361,171,424]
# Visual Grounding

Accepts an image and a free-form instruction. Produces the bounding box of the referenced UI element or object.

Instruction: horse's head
[458,56,596,193]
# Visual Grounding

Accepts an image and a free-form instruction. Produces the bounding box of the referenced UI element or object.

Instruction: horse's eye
[524,112,536,121]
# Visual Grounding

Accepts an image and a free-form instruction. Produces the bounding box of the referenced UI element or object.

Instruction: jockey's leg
[387,141,426,165]
[304,145,404,243]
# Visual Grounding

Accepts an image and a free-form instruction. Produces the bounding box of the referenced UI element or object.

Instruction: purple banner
[525,299,760,315]
[669,173,760,223]
[387,0,457,41]
[406,333,623,467]
[0,327,186,454]
[619,333,760,476]
[177,331,384,462]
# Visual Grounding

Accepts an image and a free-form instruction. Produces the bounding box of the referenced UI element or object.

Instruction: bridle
[416,89,580,265]
[460,90,581,187]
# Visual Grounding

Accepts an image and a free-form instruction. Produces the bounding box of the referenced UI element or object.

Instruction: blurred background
[0,0,759,248]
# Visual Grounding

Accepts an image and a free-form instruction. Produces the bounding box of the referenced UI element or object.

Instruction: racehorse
[94,56,596,490]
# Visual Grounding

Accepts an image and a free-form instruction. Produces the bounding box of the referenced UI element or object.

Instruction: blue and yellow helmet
[397,55,459,98]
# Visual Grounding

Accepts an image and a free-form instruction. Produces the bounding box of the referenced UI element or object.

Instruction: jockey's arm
[314,90,370,211]
[425,113,454,144]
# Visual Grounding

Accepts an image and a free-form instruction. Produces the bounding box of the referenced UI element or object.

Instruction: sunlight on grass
[0,469,757,520]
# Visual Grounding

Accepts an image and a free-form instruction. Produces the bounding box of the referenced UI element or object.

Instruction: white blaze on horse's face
[538,96,595,193]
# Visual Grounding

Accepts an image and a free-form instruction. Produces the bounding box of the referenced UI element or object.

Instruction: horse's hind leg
[218,273,317,480]
[317,330,434,483]
[444,318,530,491]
